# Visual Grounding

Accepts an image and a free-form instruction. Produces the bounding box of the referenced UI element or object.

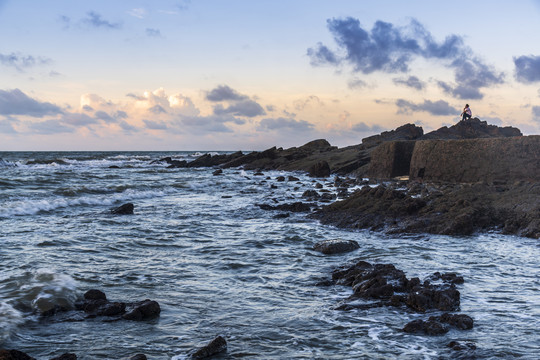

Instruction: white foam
[0,302,24,341]
[0,189,171,217]
[17,269,78,313]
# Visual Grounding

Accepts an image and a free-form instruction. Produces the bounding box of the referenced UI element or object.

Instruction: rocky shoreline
[153,117,539,239]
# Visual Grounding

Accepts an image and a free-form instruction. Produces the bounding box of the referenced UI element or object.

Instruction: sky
[1,0,540,151]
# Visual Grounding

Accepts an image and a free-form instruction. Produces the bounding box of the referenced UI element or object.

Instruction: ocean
[0,151,538,359]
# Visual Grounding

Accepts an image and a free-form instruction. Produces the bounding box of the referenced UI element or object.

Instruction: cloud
[309,17,504,99]
[533,106,540,120]
[293,95,324,111]
[0,119,18,134]
[258,117,315,132]
[27,119,75,134]
[180,114,244,134]
[146,28,162,37]
[0,89,63,117]
[94,110,116,123]
[143,119,168,130]
[83,11,121,29]
[128,8,146,19]
[213,100,265,117]
[206,85,248,102]
[118,121,138,132]
[514,55,540,83]
[82,105,94,112]
[396,99,459,116]
[60,112,98,126]
[438,81,483,99]
[148,104,167,114]
[393,76,425,90]
[348,78,367,89]
[351,122,383,133]
[0,52,51,71]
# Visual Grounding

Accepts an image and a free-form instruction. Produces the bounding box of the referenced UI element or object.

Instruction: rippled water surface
[1,152,539,359]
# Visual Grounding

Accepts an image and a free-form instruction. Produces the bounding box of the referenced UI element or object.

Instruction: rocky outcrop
[0,350,77,360]
[420,118,521,140]
[331,260,462,313]
[190,336,227,359]
[410,136,540,183]
[313,182,540,238]
[361,123,424,147]
[403,313,474,335]
[313,239,360,255]
[111,203,134,215]
[367,141,416,179]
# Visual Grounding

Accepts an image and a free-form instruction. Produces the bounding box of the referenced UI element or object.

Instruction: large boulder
[191,336,227,359]
[308,161,331,177]
[313,239,360,255]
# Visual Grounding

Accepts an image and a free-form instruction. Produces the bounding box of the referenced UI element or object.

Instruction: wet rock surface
[190,336,227,359]
[313,239,360,255]
[110,203,134,215]
[403,313,474,335]
[313,182,540,239]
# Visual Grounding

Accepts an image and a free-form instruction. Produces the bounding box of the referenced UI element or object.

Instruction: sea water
[0,152,538,359]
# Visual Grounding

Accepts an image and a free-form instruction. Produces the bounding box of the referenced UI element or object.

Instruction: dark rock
[128,355,147,360]
[0,350,35,360]
[108,165,120,169]
[403,319,449,335]
[313,239,360,255]
[320,193,336,202]
[308,161,331,178]
[447,341,477,351]
[50,354,77,360]
[212,169,223,176]
[288,175,300,181]
[362,123,424,147]
[123,300,161,321]
[253,171,264,176]
[429,272,465,285]
[111,203,134,215]
[302,190,320,200]
[84,289,107,301]
[437,313,474,330]
[191,336,227,359]
[258,202,313,212]
[276,176,285,182]
[315,183,323,189]
[420,117,521,140]
[270,184,278,189]
[273,213,290,219]
[406,286,461,312]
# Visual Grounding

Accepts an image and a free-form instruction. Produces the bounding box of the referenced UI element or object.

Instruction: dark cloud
[266,105,276,112]
[396,99,459,116]
[0,52,51,71]
[393,76,425,90]
[126,93,145,100]
[115,110,128,119]
[146,28,162,37]
[0,119,18,134]
[180,114,245,133]
[83,11,121,29]
[213,100,265,117]
[351,122,384,133]
[348,78,367,89]
[61,112,98,126]
[514,55,540,83]
[533,106,540,119]
[258,117,314,132]
[0,89,63,117]
[206,85,248,102]
[119,121,138,132]
[148,105,167,114]
[438,81,483,100]
[82,105,94,112]
[94,110,116,123]
[309,17,504,99]
[28,119,75,134]
[143,119,168,130]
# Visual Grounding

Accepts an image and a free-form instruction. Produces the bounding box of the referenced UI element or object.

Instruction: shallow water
[0,152,538,359]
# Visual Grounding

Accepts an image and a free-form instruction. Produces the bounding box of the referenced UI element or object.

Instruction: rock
[0,350,35,360]
[127,355,147,360]
[191,336,227,359]
[437,313,474,330]
[273,213,290,219]
[111,203,134,215]
[313,239,360,255]
[123,300,161,321]
[84,289,107,301]
[288,175,300,181]
[276,176,285,182]
[108,165,120,169]
[212,169,223,176]
[315,183,323,189]
[308,161,331,178]
[50,354,77,360]
[362,123,424,147]
[403,319,449,335]
[302,190,320,200]
[447,341,477,351]
[420,117,521,140]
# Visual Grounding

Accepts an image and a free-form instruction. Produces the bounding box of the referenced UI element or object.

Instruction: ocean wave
[0,158,18,167]
[0,189,171,217]
[0,302,24,342]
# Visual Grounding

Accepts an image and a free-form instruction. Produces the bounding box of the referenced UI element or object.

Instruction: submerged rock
[313,239,360,255]
[122,300,161,321]
[191,336,227,359]
[111,203,134,215]
[403,313,473,336]
[0,349,35,360]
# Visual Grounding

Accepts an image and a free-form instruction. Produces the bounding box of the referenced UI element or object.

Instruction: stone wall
[367,141,416,179]
[409,136,540,183]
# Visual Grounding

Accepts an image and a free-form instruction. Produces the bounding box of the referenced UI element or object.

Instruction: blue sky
[1,0,540,150]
